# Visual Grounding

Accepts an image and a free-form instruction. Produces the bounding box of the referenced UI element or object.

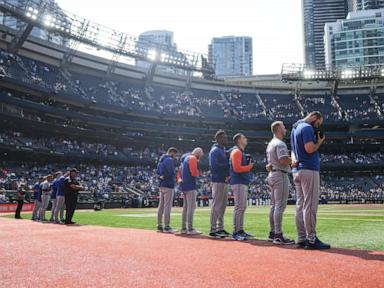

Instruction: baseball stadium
[0,0,383,287]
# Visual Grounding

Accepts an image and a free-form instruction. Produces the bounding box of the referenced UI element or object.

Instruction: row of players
[157,111,331,250]
[14,168,84,225]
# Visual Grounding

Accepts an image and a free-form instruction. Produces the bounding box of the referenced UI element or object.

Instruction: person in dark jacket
[209,130,230,238]
[15,182,26,219]
[156,147,178,233]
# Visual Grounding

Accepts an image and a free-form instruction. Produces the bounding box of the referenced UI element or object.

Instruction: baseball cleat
[273,233,295,245]
[179,228,188,234]
[216,230,230,237]
[232,232,246,241]
[209,232,225,239]
[241,231,254,240]
[268,231,275,242]
[156,225,163,232]
[305,237,331,250]
[187,229,202,235]
[163,227,177,233]
[297,240,307,249]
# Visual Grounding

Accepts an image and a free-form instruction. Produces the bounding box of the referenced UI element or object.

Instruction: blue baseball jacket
[157,154,176,189]
[209,144,229,183]
[178,153,199,192]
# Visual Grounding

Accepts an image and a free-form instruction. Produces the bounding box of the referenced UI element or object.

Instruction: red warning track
[1,217,383,288]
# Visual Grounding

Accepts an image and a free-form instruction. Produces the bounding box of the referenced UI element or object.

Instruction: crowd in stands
[1,50,382,123]
[1,163,383,205]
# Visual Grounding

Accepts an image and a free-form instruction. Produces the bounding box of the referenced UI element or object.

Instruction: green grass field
[9,204,384,251]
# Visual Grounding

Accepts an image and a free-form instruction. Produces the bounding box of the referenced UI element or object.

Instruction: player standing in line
[53,171,68,224]
[49,171,61,222]
[178,147,204,235]
[39,174,53,221]
[266,121,295,245]
[291,111,330,250]
[156,147,178,233]
[31,176,43,221]
[230,133,254,241]
[209,130,230,238]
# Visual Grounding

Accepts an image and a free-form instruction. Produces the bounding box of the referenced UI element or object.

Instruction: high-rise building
[303,0,348,68]
[353,0,384,10]
[324,8,384,67]
[138,30,175,49]
[208,36,253,77]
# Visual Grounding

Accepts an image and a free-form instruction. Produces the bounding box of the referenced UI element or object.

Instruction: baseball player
[266,121,294,245]
[156,147,178,233]
[291,111,330,250]
[209,130,230,238]
[31,176,43,221]
[53,172,68,223]
[178,147,204,235]
[39,174,53,221]
[49,171,62,222]
[229,133,254,241]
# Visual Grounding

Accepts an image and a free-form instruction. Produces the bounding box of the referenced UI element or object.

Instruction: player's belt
[271,169,288,174]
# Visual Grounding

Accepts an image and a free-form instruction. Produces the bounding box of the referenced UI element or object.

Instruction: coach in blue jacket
[209,130,230,238]
[156,147,178,233]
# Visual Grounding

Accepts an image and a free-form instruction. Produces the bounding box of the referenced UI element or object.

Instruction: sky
[56,0,303,75]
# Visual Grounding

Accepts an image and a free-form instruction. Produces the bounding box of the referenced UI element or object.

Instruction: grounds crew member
[230,133,254,241]
[291,111,330,250]
[15,182,26,219]
[156,147,178,233]
[266,121,294,245]
[209,130,230,238]
[64,168,84,225]
[178,147,204,235]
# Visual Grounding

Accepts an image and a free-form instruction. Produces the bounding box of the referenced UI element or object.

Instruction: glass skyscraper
[303,0,348,68]
[325,9,384,67]
[354,0,384,10]
[208,36,253,77]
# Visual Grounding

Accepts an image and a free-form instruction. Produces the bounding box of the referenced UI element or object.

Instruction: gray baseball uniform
[39,180,51,221]
[182,190,197,231]
[210,182,228,233]
[32,199,41,220]
[157,187,174,228]
[54,195,65,221]
[266,137,291,234]
[232,184,248,233]
[294,169,320,242]
[50,199,57,221]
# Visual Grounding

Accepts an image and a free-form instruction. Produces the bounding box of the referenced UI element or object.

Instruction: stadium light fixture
[303,69,315,79]
[26,6,39,20]
[147,49,158,62]
[341,69,355,79]
[381,68,384,77]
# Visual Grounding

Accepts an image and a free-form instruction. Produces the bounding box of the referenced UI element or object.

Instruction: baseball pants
[53,195,65,221]
[267,171,289,234]
[50,199,57,221]
[210,182,228,233]
[39,192,51,221]
[182,190,197,231]
[232,184,248,233]
[32,200,41,220]
[294,169,320,242]
[157,187,174,228]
